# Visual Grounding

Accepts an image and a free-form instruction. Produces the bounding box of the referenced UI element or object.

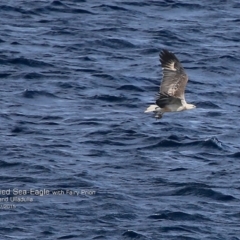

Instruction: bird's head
[186,104,196,110]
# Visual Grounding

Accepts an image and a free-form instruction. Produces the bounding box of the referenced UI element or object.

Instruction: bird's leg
[153,107,163,120]
[155,112,163,119]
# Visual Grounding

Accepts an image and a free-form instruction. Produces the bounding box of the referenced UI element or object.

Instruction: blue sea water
[0,0,240,239]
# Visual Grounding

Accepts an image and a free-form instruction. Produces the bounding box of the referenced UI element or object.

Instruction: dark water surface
[1,0,240,239]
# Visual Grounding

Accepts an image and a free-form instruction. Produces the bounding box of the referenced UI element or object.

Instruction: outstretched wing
[159,49,188,100]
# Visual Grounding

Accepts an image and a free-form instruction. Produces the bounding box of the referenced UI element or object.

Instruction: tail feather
[144,104,158,113]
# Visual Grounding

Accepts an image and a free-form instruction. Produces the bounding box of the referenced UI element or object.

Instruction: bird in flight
[145,49,196,119]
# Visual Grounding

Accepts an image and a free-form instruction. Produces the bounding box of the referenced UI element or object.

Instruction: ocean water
[1,0,240,239]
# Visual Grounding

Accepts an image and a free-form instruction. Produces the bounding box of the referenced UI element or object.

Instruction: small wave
[100,212,136,222]
[75,121,102,126]
[205,111,223,117]
[169,167,188,172]
[42,149,72,158]
[228,152,240,158]
[141,136,224,151]
[151,29,187,43]
[93,4,129,12]
[172,3,203,9]
[42,143,71,148]
[138,48,160,55]
[117,85,144,92]
[195,101,220,109]
[122,230,147,239]
[219,55,240,61]
[0,73,11,78]
[92,27,120,32]
[31,165,52,173]
[0,160,21,168]
[57,234,79,239]
[61,8,94,15]
[0,4,31,14]
[51,0,68,7]
[200,137,224,150]
[56,82,86,90]
[172,186,235,201]
[121,2,149,7]
[40,116,63,121]
[39,121,59,125]
[151,139,183,148]
[35,1,93,14]
[92,235,105,239]
[92,94,126,102]
[57,82,74,89]
[85,130,111,137]
[10,124,40,134]
[160,226,194,234]
[11,126,27,133]
[202,90,226,98]
[196,138,226,152]
[230,18,240,22]
[0,176,37,183]
[94,38,136,49]
[85,150,108,157]
[22,89,57,99]
[92,73,115,81]
[11,41,21,45]
[77,68,99,73]
[83,140,127,147]
[24,72,46,79]
[8,57,53,67]
[148,210,208,221]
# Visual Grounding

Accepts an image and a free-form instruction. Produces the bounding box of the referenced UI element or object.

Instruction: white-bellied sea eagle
[145,49,196,119]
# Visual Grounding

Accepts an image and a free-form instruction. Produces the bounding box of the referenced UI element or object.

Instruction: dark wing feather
[156,92,181,108]
[159,49,188,99]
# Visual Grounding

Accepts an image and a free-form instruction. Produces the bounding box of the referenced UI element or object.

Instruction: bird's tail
[144,104,158,113]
